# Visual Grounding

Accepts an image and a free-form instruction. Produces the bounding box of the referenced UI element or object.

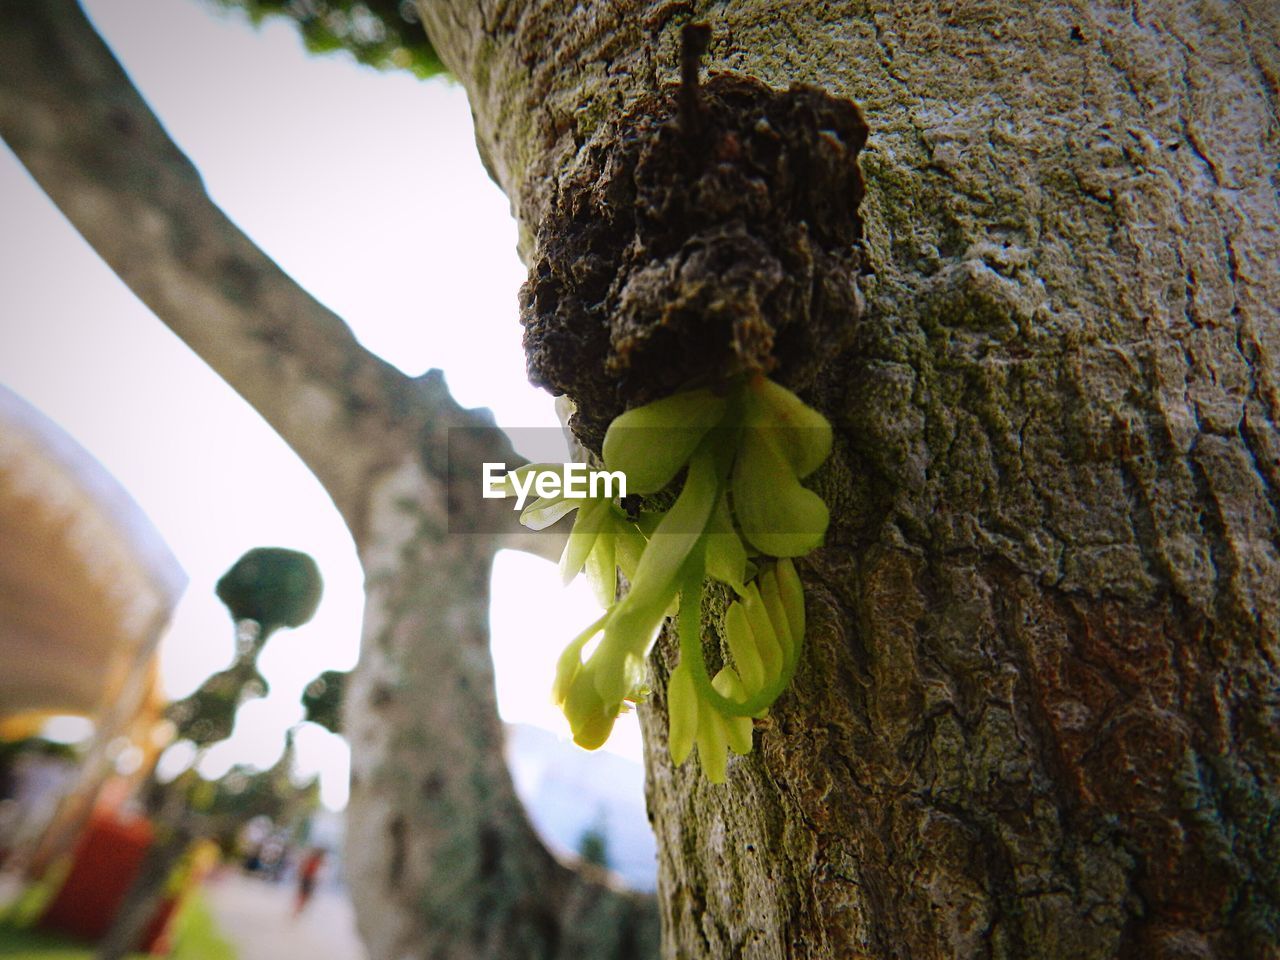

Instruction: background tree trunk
[344,435,658,960]
[0,4,656,958]
[423,2,1280,957]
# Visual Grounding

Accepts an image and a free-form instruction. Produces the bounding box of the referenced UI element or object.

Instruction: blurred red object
[39,810,175,953]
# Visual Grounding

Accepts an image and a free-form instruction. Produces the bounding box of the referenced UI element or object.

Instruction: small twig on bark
[679,22,711,138]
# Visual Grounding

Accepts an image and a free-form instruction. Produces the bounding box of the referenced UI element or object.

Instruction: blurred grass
[168,892,236,960]
[0,891,235,959]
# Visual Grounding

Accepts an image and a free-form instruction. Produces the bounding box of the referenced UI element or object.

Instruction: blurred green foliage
[215,547,323,639]
[198,737,320,849]
[301,669,347,735]
[169,547,322,747]
[165,660,270,747]
[577,823,610,869]
[0,736,80,766]
[212,0,444,78]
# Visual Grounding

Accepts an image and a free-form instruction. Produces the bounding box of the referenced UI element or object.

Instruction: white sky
[0,0,643,809]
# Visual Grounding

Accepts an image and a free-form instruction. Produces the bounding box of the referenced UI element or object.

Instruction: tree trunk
[423,2,1280,957]
[344,438,658,960]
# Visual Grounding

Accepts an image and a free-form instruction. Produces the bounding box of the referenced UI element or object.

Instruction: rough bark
[423,2,1280,957]
[0,4,657,958]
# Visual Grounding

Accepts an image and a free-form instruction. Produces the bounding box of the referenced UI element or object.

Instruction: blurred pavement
[201,871,368,960]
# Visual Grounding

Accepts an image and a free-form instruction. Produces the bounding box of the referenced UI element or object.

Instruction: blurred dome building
[0,383,185,873]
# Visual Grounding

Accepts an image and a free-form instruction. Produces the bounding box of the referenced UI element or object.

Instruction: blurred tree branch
[0,0,555,560]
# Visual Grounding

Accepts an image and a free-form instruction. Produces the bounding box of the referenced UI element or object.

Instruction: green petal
[748,378,833,478]
[613,522,648,580]
[584,530,618,606]
[724,601,766,694]
[602,388,728,494]
[696,702,729,783]
[726,714,754,756]
[552,615,606,706]
[596,449,719,702]
[758,567,794,670]
[585,629,647,707]
[520,495,579,531]
[563,671,619,750]
[704,492,748,594]
[667,661,698,766]
[559,498,607,585]
[732,430,829,557]
[711,669,755,756]
[593,600,668,704]
[741,583,783,680]
[552,647,581,707]
[775,557,806,644]
[626,446,719,606]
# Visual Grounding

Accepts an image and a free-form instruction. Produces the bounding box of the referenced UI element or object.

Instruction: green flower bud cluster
[510,375,831,781]
[667,558,806,782]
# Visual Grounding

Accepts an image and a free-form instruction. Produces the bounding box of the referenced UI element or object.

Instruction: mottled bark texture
[423,1,1280,957]
[0,4,656,959]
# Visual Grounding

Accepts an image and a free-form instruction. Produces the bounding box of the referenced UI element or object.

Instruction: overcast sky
[0,0,642,808]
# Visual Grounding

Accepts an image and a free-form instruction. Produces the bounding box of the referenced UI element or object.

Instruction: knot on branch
[520,71,869,448]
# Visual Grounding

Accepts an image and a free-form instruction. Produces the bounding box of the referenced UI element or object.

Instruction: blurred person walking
[293,847,327,917]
